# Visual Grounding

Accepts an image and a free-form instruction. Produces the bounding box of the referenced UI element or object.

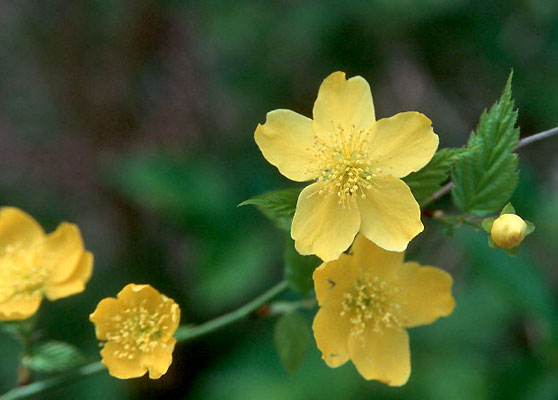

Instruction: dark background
[0,0,557,399]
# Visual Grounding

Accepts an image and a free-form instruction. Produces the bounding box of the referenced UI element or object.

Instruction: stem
[0,281,288,400]
[174,280,288,341]
[424,127,558,206]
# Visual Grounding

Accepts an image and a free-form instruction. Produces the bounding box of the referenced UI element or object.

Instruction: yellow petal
[254,109,318,182]
[89,297,124,340]
[0,207,44,249]
[313,72,375,137]
[44,251,93,301]
[357,176,423,252]
[313,255,356,307]
[0,294,42,321]
[396,262,455,328]
[312,305,351,368]
[348,327,410,386]
[33,223,84,283]
[368,112,439,178]
[101,341,147,379]
[292,182,360,261]
[349,234,405,282]
[141,339,176,379]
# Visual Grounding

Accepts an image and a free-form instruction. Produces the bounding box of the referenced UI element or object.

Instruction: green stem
[0,281,288,400]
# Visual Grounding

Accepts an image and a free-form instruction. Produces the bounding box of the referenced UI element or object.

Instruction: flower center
[341,273,403,337]
[312,124,379,207]
[106,298,174,359]
[0,243,47,300]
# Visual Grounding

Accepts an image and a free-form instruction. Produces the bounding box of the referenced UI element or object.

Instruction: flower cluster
[255,72,456,384]
[0,207,93,320]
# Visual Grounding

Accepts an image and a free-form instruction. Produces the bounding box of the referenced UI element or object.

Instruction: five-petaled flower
[0,207,93,320]
[255,71,439,261]
[312,234,455,385]
[90,284,181,379]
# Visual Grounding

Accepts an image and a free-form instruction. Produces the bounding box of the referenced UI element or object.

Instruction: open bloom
[312,235,455,385]
[90,284,181,379]
[0,207,93,320]
[255,71,438,261]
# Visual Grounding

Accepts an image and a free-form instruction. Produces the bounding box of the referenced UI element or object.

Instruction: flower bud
[490,214,527,249]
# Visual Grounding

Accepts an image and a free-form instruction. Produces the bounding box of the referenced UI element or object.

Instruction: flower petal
[357,176,423,252]
[89,297,125,340]
[0,294,42,321]
[44,251,93,301]
[292,182,360,261]
[313,255,356,307]
[141,339,176,379]
[255,109,318,182]
[349,234,405,282]
[34,223,84,283]
[0,207,44,249]
[313,305,351,368]
[396,262,455,328]
[313,72,375,137]
[368,112,438,178]
[101,341,147,379]
[348,327,410,386]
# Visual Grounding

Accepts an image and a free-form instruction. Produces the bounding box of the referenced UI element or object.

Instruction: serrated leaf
[452,73,520,216]
[239,188,301,231]
[284,238,321,295]
[24,341,85,373]
[273,311,310,374]
[404,148,464,206]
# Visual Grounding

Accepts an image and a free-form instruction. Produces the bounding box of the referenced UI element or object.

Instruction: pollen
[312,123,375,207]
[0,242,47,300]
[340,273,403,337]
[104,298,177,359]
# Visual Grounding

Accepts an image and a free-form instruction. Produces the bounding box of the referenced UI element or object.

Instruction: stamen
[0,242,48,300]
[104,300,175,358]
[340,272,403,337]
[307,122,376,208]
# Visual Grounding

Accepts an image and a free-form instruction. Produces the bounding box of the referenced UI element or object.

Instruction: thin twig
[424,127,558,206]
[0,281,289,400]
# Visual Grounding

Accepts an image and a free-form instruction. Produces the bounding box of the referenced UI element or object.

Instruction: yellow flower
[255,72,438,261]
[490,214,527,249]
[0,207,93,320]
[90,284,181,379]
[312,235,455,385]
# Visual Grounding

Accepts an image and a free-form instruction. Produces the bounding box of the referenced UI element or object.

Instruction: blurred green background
[1,0,557,399]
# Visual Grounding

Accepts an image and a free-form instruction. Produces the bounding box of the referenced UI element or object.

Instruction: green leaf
[284,239,321,295]
[403,148,464,206]
[500,202,516,215]
[24,341,85,373]
[525,220,535,235]
[452,72,520,216]
[273,311,310,374]
[239,188,301,231]
[481,217,495,233]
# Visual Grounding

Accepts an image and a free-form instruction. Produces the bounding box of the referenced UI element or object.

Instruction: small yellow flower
[90,284,181,379]
[0,207,93,320]
[490,214,527,249]
[255,72,438,261]
[312,235,455,385]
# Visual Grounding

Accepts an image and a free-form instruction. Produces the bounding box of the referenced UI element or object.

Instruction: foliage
[452,73,520,216]
[239,189,301,231]
[273,312,311,374]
